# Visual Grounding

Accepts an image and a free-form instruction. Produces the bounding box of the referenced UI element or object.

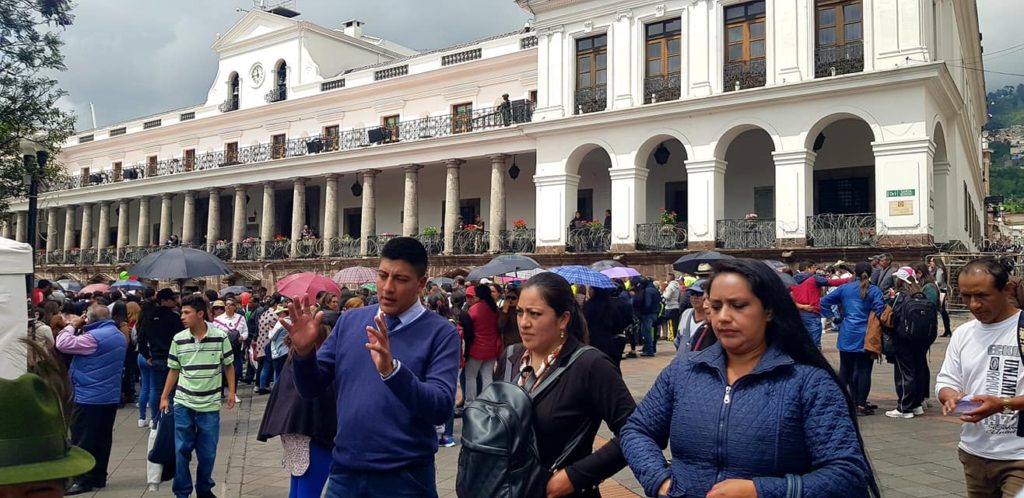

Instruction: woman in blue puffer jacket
[621,259,878,498]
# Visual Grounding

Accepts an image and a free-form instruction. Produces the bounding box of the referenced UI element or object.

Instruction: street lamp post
[20,141,48,297]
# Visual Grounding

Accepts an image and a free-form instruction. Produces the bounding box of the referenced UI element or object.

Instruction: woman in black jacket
[495,272,636,497]
[583,287,629,369]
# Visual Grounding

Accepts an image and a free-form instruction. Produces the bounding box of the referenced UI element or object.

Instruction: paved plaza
[84,315,974,498]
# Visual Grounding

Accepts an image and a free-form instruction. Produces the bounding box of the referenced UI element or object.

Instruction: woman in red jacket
[464,284,501,403]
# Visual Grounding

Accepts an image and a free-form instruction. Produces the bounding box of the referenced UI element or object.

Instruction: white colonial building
[6,0,987,271]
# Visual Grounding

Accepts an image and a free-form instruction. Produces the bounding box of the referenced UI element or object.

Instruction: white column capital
[325,173,342,181]
[608,167,650,182]
[685,159,727,175]
[262,181,276,189]
[403,164,423,173]
[359,168,381,179]
[533,173,580,188]
[209,187,222,195]
[292,177,307,187]
[161,192,174,201]
[487,154,508,164]
[234,184,247,192]
[871,138,935,158]
[771,150,817,166]
[934,160,952,175]
[444,159,465,170]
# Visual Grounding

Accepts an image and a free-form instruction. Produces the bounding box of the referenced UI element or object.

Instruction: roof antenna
[257,0,301,17]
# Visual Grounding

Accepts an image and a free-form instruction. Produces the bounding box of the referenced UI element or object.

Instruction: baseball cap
[689,280,707,295]
[893,266,915,284]
[465,286,477,297]
[211,300,226,308]
[156,288,177,301]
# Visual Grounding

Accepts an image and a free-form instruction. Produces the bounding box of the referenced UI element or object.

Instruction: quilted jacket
[620,342,871,498]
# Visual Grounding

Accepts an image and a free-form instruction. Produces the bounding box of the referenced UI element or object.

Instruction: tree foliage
[985,84,1024,131]
[0,0,76,221]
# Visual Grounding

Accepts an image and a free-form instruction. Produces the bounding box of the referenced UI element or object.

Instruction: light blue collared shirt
[377,300,427,380]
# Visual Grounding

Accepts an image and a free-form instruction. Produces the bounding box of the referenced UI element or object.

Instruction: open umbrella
[276,272,341,301]
[219,285,248,297]
[760,260,797,287]
[428,277,454,287]
[590,259,624,272]
[548,266,617,289]
[80,283,110,294]
[672,251,736,274]
[128,247,231,280]
[111,279,146,291]
[467,255,541,281]
[600,267,641,279]
[333,266,377,285]
[56,279,83,293]
[361,282,377,293]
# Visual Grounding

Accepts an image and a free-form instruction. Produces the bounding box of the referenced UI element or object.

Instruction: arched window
[272,60,287,102]
[225,72,240,111]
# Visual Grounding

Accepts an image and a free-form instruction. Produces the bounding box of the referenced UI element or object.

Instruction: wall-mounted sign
[889,200,914,216]
[886,189,916,198]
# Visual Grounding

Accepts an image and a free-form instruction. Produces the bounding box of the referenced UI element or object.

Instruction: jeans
[173,404,220,498]
[641,313,658,355]
[70,403,118,487]
[233,351,243,392]
[464,358,495,404]
[259,343,275,389]
[839,351,874,406]
[273,355,287,381]
[151,363,170,424]
[137,354,154,420]
[800,311,823,348]
[325,462,438,498]
[289,441,333,498]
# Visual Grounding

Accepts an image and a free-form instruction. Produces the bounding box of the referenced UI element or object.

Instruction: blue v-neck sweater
[292,304,460,472]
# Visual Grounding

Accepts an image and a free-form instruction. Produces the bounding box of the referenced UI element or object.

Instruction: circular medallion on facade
[250,63,265,88]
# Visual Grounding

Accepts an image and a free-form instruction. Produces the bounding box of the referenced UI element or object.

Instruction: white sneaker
[147,484,159,493]
[885,409,914,419]
[912,406,925,415]
[137,418,148,428]
[234,395,241,403]
[920,400,930,410]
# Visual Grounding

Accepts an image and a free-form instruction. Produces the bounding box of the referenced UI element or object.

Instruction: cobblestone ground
[84,313,973,498]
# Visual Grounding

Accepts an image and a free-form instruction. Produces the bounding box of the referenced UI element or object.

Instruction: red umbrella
[80,283,110,294]
[276,272,340,301]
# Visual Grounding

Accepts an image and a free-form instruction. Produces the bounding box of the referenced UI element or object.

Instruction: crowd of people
[5,240,1024,498]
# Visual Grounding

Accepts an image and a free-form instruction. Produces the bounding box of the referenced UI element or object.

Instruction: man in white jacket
[936,258,1024,496]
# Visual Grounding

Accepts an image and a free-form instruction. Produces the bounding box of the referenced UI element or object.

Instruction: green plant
[659,208,677,224]
[421,226,439,236]
[584,219,604,230]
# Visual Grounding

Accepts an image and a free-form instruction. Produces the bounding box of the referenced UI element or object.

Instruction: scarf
[517,342,565,393]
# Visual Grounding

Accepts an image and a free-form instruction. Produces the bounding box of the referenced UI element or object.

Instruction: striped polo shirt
[168,323,233,412]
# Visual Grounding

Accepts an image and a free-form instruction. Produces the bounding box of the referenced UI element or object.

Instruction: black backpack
[894,292,937,344]
[456,345,596,498]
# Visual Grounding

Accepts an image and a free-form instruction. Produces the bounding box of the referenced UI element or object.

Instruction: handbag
[148,408,176,470]
[864,312,882,357]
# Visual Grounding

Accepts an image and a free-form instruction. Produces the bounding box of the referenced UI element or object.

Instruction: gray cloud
[56,1,1021,129]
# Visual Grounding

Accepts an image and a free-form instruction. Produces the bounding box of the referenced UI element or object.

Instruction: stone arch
[635,129,695,167]
[565,140,617,176]
[803,108,882,151]
[713,120,783,160]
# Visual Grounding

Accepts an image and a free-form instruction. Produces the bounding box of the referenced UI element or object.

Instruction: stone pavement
[84,314,974,498]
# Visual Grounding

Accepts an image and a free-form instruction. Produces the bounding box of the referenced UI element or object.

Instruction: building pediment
[212,10,298,52]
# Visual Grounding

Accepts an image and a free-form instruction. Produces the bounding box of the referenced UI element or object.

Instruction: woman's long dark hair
[473,284,498,312]
[706,258,880,497]
[522,272,589,344]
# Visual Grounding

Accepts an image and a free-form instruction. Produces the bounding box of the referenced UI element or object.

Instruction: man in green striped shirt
[159,294,234,498]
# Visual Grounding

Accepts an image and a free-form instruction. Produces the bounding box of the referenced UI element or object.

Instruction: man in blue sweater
[285,237,460,497]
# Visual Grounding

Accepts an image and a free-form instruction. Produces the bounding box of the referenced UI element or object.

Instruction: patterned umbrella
[80,283,110,294]
[600,267,641,279]
[111,279,146,291]
[548,265,617,289]
[333,266,378,285]
[276,272,341,301]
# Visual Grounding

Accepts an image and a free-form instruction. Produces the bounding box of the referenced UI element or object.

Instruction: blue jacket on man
[68,319,127,405]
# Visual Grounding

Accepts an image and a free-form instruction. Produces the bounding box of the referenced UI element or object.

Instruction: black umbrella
[428,277,454,287]
[672,251,736,274]
[467,254,541,281]
[219,285,248,297]
[590,259,624,271]
[128,247,231,280]
[55,278,83,293]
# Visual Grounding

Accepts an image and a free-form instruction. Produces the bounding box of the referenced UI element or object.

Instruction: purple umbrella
[600,267,641,279]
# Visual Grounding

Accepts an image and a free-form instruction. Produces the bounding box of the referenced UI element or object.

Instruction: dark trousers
[325,462,437,498]
[839,351,874,406]
[272,355,287,380]
[939,298,952,335]
[70,402,118,487]
[893,340,931,412]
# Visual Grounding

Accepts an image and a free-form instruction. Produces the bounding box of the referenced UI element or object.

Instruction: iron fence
[290,239,322,259]
[574,86,607,114]
[723,60,767,92]
[414,234,445,256]
[643,73,681,104]
[233,242,262,261]
[636,223,688,250]
[806,213,877,247]
[814,42,864,78]
[324,237,361,258]
[566,227,611,253]
[366,234,400,257]
[500,229,536,253]
[263,240,289,260]
[451,230,489,255]
[715,219,776,249]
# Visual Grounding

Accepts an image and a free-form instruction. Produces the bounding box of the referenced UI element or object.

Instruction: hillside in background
[986,85,1024,210]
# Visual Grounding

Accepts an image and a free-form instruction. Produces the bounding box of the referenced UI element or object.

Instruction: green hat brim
[0,446,94,486]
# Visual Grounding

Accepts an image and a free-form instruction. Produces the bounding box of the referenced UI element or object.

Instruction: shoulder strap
[530,345,596,399]
[1016,312,1024,437]
[537,345,600,472]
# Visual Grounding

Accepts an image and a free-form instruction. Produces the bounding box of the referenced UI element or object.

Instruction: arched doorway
[565,144,613,252]
[717,127,776,248]
[806,117,877,247]
[636,136,688,250]
[931,122,951,243]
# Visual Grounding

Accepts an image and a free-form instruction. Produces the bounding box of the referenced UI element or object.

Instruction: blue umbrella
[548,265,617,289]
[111,279,146,291]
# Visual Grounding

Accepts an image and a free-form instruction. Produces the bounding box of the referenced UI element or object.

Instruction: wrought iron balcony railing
[96,247,116,265]
[413,234,445,256]
[202,242,232,261]
[232,241,262,261]
[366,234,400,257]
[566,227,611,253]
[574,86,607,115]
[643,73,681,104]
[451,230,489,255]
[263,240,289,261]
[806,213,877,247]
[500,229,536,254]
[715,219,776,249]
[266,87,287,103]
[814,41,864,78]
[324,237,362,258]
[219,98,239,113]
[44,102,536,193]
[289,239,321,259]
[723,59,766,92]
[636,223,688,250]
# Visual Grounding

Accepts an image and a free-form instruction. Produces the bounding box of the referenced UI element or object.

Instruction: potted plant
[513,218,528,231]
[421,226,439,236]
[584,220,605,231]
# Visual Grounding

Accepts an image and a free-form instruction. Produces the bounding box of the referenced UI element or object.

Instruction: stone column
[290,178,306,258]
[137,196,151,247]
[260,182,275,259]
[79,204,93,250]
[932,159,952,243]
[443,159,464,255]
[46,209,58,255]
[232,185,246,260]
[323,174,339,257]
[63,206,75,252]
[488,155,507,253]
[685,159,726,250]
[0,218,10,239]
[117,200,129,252]
[97,202,111,250]
[772,150,814,248]
[533,173,579,253]
[182,192,196,245]
[403,164,422,237]
[608,167,649,251]
[206,188,221,251]
[159,194,173,245]
[15,211,27,243]
[359,170,380,256]
[872,139,935,246]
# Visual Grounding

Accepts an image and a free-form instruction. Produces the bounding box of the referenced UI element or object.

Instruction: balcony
[806,213,877,247]
[451,230,489,255]
[574,86,607,115]
[232,241,262,261]
[500,229,536,253]
[636,223,688,250]
[218,98,239,113]
[324,237,361,258]
[723,60,766,92]
[815,41,864,78]
[43,102,536,193]
[366,234,400,257]
[413,233,444,256]
[266,87,287,103]
[566,227,610,253]
[715,219,776,249]
[643,73,681,104]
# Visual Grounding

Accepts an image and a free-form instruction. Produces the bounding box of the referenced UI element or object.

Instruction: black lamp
[508,154,520,180]
[653,142,670,166]
[351,181,362,197]
[813,133,826,152]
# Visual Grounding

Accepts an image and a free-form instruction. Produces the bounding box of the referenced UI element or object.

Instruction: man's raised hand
[281,294,323,357]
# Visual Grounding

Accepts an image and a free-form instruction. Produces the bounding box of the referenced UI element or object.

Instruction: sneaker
[864,402,879,410]
[137,418,148,428]
[147,484,160,493]
[912,406,925,415]
[234,395,241,403]
[856,406,874,416]
[624,351,638,359]
[920,400,930,410]
[439,435,456,447]
[885,409,914,419]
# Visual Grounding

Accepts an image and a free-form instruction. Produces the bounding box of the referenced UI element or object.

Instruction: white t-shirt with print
[935,311,1024,460]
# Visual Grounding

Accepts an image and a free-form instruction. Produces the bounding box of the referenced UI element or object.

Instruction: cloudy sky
[55,0,1022,130]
